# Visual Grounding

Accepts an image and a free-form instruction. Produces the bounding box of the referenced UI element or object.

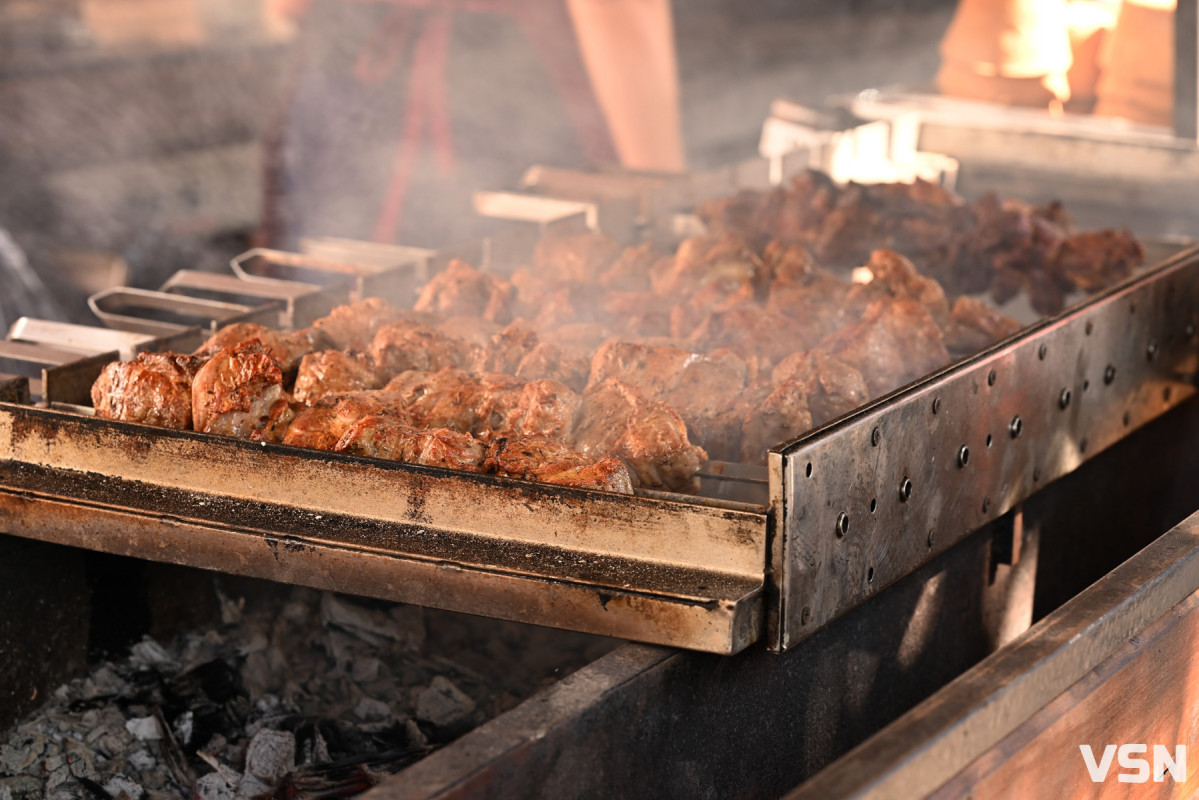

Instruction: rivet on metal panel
[1104,365,1117,384]
[1059,388,1072,409]
[931,397,941,414]
[987,369,996,386]
[836,512,849,538]
[957,445,970,468]
[1009,416,1023,438]
[1038,343,1048,360]
[871,427,881,446]
[899,478,913,502]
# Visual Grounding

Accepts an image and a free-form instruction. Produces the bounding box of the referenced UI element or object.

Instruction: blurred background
[0,0,1177,325]
[0,0,956,321]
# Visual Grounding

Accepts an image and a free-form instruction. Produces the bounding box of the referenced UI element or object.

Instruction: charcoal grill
[2,138,1197,657]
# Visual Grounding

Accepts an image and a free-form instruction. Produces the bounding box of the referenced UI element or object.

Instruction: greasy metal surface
[159,270,350,329]
[300,237,435,269]
[8,318,154,360]
[770,246,1199,651]
[0,342,118,405]
[88,287,266,335]
[134,326,210,357]
[42,350,120,406]
[786,510,1199,800]
[233,247,428,307]
[0,339,93,367]
[0,404,766,653]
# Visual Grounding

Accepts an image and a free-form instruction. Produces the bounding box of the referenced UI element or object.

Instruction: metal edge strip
[769,245,1199,650]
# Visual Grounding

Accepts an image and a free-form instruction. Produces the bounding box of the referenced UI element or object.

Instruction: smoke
[0,0,956,311]
[0,227,68,332]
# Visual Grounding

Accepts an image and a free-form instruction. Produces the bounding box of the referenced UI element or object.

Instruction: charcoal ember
[413,677,477,739]
[62,739,100,783]
[320,594,423,650]
[124,717,163,743]
[0,733,47,774]
[243,729,295,785]
[80,665,130,701]
[0,775,41,800]
[350,658,383,685]
[85,708,139,758]
[129,641,172,669]
[194,772,235,800]
[3,586,611,800]
[353,697,394,723]
[102,774,144,799]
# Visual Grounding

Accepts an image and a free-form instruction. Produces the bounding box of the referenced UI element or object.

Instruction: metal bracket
[769,246,1199,651]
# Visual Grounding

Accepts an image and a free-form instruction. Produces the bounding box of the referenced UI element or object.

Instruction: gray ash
[0,587,614,799]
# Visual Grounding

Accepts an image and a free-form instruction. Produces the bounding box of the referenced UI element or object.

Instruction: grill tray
[2,141,1197,652]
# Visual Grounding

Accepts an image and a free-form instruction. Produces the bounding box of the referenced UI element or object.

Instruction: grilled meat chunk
[473,322,541,375]
[771,350,869,426]
[292,350,380,404]
[312,297,408,351]
[861,249,951,329]
[384,368,483,434]
[739,379,814,463]
[192,340,294,441]
[282,390,412,450]
[414,259,514,322]
[281,405,342,450]
[943,296,1024,357]
[505,378,581,441]
[513,341,589,392]
[598,241,660,292]
[652,234,763,297]
[91,351,205,429]
[1054,229,1143,292]
[384,368,579,441]
[689,304,822,367]
[335,415,486,472]
[588,340,748,460]
[532,232,622,283]
[485,435,634,494]
[369,321,472,380]
[196,322,323,374]
[819,298,951,398]
[572,378,707,493]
